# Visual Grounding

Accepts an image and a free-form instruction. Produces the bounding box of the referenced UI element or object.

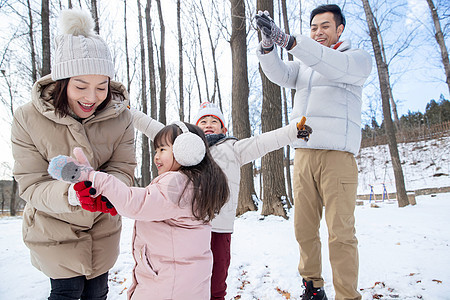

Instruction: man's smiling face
[310,12,344,48]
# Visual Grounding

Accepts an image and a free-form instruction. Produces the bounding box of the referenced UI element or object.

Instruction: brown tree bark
[280,0,293,208]
[124,0,131,93]
[146,0,158,178]
[362,0,409,207]
[257,0,288,218]
[373,16,400,128]
[155,0,167,124]
[90,0,99,34]
[10,178,17,216]
[137,0,151,186]
[27,0,37,83]
[177,0,184,121]
[230,0,257,215]
[426,0,450,96]
[41,0,51,77]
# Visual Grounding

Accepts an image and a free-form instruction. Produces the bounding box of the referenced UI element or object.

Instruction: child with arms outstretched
[131,102,312,300]
[48,122,229,300]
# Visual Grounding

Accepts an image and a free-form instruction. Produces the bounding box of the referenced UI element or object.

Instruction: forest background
[0,0,449,216]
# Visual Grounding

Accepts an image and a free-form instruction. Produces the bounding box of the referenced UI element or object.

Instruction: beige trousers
[293,149,361,300]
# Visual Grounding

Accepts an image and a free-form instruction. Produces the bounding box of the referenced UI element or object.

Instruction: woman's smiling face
[67,74,109,119]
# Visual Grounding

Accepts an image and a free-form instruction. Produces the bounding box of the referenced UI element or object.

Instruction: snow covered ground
[1,136,449,299]
[357,136,450,195]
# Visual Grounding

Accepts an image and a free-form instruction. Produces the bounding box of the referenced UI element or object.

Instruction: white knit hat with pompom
[51,9,115,81]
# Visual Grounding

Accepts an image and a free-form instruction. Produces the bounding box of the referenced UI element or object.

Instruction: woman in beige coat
[10,9,135,299]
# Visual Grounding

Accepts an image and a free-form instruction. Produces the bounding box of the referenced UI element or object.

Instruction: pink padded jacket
[92,171,212,300]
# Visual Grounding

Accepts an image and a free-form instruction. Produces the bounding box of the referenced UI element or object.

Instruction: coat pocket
[139,244,158,277]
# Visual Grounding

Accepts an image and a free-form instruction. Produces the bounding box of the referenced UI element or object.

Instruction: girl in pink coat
[48,122,229,300]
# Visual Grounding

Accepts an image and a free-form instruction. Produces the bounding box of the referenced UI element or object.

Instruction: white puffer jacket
[208,124,297,232]
[131,110,299,233]
[257,36,372,155]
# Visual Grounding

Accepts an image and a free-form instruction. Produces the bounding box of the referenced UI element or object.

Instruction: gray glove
[255,10,274,50]
[255,10,295,50]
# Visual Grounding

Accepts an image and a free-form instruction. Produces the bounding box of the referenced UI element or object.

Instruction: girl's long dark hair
[52,78,112,118]
[153,122,229,222]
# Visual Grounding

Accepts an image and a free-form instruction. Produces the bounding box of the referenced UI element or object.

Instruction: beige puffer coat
[11,74,136,279]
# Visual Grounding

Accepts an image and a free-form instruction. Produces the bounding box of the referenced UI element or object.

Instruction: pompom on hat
[51,9,115,81]
[194,102,226,129]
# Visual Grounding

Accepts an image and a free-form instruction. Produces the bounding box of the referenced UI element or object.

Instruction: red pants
[210,232,231,300]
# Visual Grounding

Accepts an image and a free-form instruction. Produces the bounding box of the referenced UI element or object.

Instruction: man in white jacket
[256,4,372,300]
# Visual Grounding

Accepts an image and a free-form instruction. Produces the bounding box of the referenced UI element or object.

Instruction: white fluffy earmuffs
[172,121,206,167]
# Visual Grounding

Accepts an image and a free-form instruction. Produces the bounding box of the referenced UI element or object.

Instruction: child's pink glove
[48,147,94,183]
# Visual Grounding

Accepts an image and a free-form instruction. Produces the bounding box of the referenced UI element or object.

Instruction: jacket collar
[331,39,351,52]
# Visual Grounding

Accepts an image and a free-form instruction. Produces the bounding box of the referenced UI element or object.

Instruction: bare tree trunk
[41,0,51,77]
[177,0,184,121]
[280,0,293,208]
[90,0,99,34]
[146,0,158,178]
[68,0,73,9]
[27,0,37,82]
[198,2,223,110]
[426,0,450,96]
[195,18,211,102]
[230,0,257,215]
[185,44,203,105]
[1,187,4,213]
[183,11,202,105]
[362,0,409,207]
[1,186,5,214]
[137,0,151,186]
[281,89,293,209]
[257,0,288,219]
[155,0,167,124]
[373,16,400,128]
[10,178,17,216]
[124,0,131,93]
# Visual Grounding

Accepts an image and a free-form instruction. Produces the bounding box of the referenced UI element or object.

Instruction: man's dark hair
[310,4,346,28]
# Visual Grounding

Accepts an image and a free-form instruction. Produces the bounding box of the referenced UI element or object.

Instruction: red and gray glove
[73,181,118,216]
[255,10,295,51]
